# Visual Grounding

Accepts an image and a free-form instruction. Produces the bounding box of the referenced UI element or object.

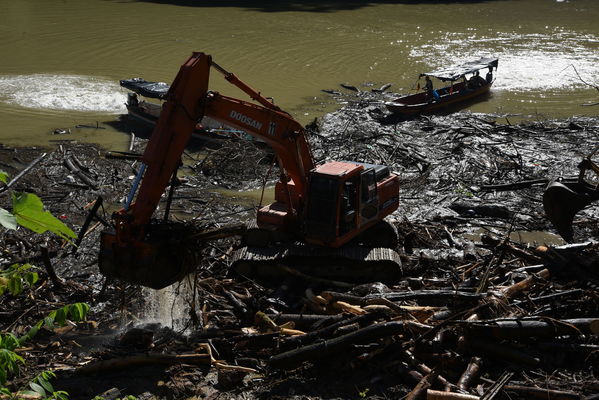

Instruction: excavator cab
[304,161,399,247]
[543,154,599,242]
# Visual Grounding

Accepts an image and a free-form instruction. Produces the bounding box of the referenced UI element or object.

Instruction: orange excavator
[99,52,402,289]
[544,149,599,242]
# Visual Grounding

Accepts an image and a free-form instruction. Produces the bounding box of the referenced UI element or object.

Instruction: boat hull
[386,82,492,116]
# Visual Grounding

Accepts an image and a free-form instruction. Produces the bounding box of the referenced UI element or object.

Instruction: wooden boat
[386,58,498,116]
[120,78,251,143]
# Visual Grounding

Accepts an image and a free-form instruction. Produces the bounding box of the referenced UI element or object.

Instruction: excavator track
[230,243,404,284]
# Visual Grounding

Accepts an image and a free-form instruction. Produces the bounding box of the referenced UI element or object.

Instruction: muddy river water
[0,0,598,149]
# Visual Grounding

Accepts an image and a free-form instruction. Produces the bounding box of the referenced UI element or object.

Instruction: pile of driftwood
[0,109,598,399]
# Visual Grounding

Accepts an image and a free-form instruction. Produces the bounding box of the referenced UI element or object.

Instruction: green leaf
[29,382,47,396]
[0,208,17,230]
[11,192,76,240]
[68,303,89,322]
[54,307,67,326]
[20,321,42,344]
[53,391,70,400]
[0,171,7,184]
[44,316,55,330]
[7,276,22,296]
[25,271,39,286]
[19,390,42,397]
[36,376,54,393]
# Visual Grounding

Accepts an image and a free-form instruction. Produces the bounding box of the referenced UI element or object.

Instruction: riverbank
[1,106,598,399]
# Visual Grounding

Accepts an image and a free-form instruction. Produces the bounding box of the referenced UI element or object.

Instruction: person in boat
[485,66,493,84]
[460,76,471,94]
[468,71,486,89]
[424,76,434,101]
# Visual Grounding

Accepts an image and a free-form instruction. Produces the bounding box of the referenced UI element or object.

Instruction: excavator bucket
[99,223,201,289]
[543,180,599,242]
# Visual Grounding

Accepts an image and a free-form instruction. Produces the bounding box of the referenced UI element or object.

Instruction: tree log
[76,353,211,374]
[270,321,426,369]
[427,390,479,400]
[463,318,598,339]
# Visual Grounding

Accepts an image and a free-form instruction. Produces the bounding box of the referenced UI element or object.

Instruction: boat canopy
[420,58,499,82]
[120,78,170,99]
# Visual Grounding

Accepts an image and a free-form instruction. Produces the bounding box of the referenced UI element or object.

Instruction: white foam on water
[410,31,599,92]
[0,74,127,113]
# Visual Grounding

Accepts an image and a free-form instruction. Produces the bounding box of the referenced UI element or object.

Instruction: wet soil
[1,97,598,399]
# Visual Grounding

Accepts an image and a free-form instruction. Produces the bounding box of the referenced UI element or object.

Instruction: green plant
[0,370,70,400]
[0,263,39,296]
[20,371,69,400]
[0,175,76,242]
[0,346,23,386]
[0,302,90,390]
[0,171,81,399]
[20,303,90,344]
[0,333,23,386]
[8,192,76,242]
[454,182,474,197]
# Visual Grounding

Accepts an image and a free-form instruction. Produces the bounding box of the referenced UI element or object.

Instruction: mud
[1,98,598,399]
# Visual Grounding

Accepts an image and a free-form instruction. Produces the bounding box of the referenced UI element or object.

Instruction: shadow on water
[126,0,501,12]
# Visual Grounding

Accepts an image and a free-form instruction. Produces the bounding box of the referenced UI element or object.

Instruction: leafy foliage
[20,303,90,345]
[18,371,70,400]
[0,264,39,296]
[0,302,90,388]
[1,370,70,400]
[11,192,76,241]
[0,346,24,385]
[0,180,82,399]
[0,334,20,352]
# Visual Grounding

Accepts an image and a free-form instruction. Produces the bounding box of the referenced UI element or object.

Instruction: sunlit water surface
[0,0,597,150]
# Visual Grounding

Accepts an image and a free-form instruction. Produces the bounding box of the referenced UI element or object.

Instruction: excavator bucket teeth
[543,180,599,242]
[99,225,200,289]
